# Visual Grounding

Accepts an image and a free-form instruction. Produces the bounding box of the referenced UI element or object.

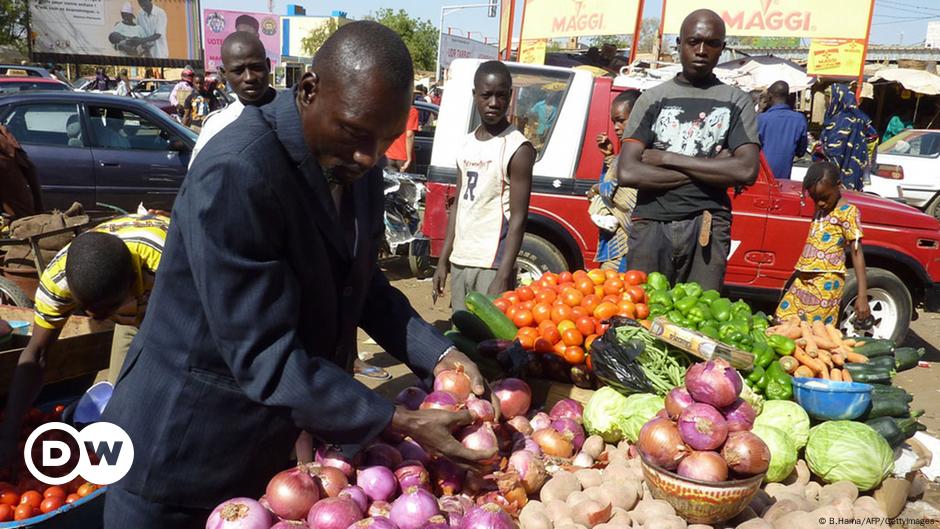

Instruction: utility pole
[436,3,495,82]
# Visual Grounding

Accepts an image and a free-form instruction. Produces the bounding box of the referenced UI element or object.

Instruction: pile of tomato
[494,269,649,366]
[0,405,101,522]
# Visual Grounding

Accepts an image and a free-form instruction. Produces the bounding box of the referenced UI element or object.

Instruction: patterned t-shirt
[795,203,863,274]
[621,74,760,221]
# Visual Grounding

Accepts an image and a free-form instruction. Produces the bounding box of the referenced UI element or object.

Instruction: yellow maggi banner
[498,0,513,59]
[662,0,874,39]
[807,38,866,77]
[519,40,547,64]
[521,0,641,39]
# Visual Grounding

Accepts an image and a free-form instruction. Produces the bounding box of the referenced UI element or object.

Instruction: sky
[201,0,940,48]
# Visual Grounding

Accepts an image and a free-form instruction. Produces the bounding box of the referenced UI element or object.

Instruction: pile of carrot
[765,318,868,382]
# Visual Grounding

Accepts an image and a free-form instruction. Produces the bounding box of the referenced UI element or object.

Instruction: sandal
[354,359,391,380]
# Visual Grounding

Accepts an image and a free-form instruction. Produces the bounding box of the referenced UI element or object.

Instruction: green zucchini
[853,339,895,358]
[452,310,495,342]
[861,392,912,420]
[866,355,898,371]
[866,412,926,448]
[894,347,925,372]
[870,385,913,403]
[843,363,894,384]
[443,330,478,356]
[465,291,518,340]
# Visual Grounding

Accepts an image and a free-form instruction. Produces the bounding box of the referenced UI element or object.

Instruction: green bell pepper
[687,305,708,324]
[754,343,775,369]
[649,304,668,318]
[700,289,721,303]
[747,365,765,385]
[731,299,752,317]
[764,361,794,400]
[666,310,688,327]
[675,295,698,314]
[710,298,733,322]
[767,334,797,356]
[683,283,703,299]
[699,324,719,339]
[752,311,770,331]
[751,329,768,345]
[646,272,669,292]
[730,315,751,334]
[718,322,737,340]
[648,290,673,308]
[669,286,686,303]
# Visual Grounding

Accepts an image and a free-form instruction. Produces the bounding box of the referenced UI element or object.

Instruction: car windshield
[144,84,174,100]
[0,81,68,96]
[879,130,940,158]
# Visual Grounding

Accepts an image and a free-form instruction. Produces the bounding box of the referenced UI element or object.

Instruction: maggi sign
[662,0,874,40]
[521,0,640,39]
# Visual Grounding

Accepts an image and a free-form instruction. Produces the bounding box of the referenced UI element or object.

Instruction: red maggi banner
[521,0,641,39]
[662,0,874,39]
[807,38,866,77]
[498,0,513,59]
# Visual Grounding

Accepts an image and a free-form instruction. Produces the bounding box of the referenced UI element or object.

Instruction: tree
[301,18,340,57]
[367,8,438,72]
[584,18,661,55]
[0,0,28,53]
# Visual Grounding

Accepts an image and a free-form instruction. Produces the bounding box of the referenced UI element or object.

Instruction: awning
[715,55,815,93]
[870,68,940,96]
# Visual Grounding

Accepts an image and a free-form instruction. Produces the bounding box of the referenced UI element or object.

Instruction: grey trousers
[450,264,501,312]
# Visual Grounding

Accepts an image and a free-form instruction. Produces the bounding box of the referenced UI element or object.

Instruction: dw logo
[24,422,134,486]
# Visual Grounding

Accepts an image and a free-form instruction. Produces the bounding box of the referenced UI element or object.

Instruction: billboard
[440,34,498,71]
[30,0,200,65]
[520,0,641,40]
[282,15,337,58]
[203,10,281,71]
[807,38,866,77]
[662,0,875,39]
[498,0,514,60]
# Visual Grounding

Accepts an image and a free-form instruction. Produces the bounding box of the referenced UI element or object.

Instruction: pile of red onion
[206,371,589,529]
[637,359,770,483]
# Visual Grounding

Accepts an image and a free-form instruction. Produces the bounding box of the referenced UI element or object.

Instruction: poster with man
[202,10,280,71]
[30,0,199,62]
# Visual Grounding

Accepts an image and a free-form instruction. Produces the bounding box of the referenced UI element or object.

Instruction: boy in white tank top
[432,61,536,312]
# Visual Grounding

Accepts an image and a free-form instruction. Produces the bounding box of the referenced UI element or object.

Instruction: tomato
[531,303,553,325]
[593,285,604,297]
[550,304,573,324]
[617,300,637,318]
[65,494,80,505]
[535,288,557,304]
[584,333,599,352]
[604,269,618,280]
[635,303,650,320]
[603,278,624,296]
[492,298,511,313]
[505,304,522,323]
[519,300,537,311]
[575,278,594,296]
[515,327,539,349]
[624,270,647,286]
[587,269,606,285]
[39,497,63,514]
[502,293,520,305]
[561,327,584,347]
[0,491,19,506]
[580,294,601,313]
[542,272,559,286]
[53,405,65,415]
[563,345,586,365]
[558,271,574,284]
[560,288,583,308]
[512,309,534,328]
[572,270,588,282]
[585,354,593,371]
[570,305,588,319]
[19,491,41,509]
[533,337,554,353]
[553,341,567,356]
[0,504,11,522]
[0,483,15,494]
[575,316,595,337]
[538,321,561,344]
[556,319,576,334]
[625,285,647,304]
[594,301,618,321]
[42,486,65,500]
[13,503,32,521]
[76,483,98,498]
[516,286,535,302]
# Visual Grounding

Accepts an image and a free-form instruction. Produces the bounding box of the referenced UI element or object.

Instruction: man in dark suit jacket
[102,22,494,528]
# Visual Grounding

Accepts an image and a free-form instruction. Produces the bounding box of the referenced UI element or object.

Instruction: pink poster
[203,9,280,71]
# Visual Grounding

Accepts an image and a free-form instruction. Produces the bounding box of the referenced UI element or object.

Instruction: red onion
[430,458,464,496]
[465,396,496,423]
[349,518,397,529]
[316,448,356,479]
[340,486,369,512]
[532,428,573,458]
[397,439,430,465]
[459,503,513,529]
[505,416,532,436]
[271,522,310,529]
[420,391,461,412]
[265,466,321,521]
[311,465,350,498]
[507,450,547,493]
[358,466,399,502]
[434,367,472,402]
[439,496,470,528]
[368,502,391,518]
[720,398,757,432]
[528,412,551,432]
[459,423,498,455]
[390,487,441,529]
[684,360,743,408]
[421,515,450,529]
[677,450,728,482]
[307,497,363,529]
[550,417,585,452]
[549,399,583,422]
[492,379,531,419]
[395,460,430,491]
[655,408,669,419]
[721,431,771,477]
[396,387,429,411]
[664,387,696,420]
[206,497,272,529]
[637,417,690,471]
[511,434,541,456]
[364,443,404,469]
[678,403,729,451]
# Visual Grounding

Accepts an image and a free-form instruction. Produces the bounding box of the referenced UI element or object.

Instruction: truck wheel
[516,234,568,285]
[839,267,911,343]
[0,276,33,308]
[408,238,432,279]
[925,194,940,222]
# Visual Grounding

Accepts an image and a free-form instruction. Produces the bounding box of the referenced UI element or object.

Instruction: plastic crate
[0,487,106,528]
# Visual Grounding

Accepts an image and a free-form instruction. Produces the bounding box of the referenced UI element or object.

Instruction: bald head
[312,20,413,95]
[768,80,789,99]
[677,9,726,84]
[221,31,265,65]
[680,9,725,40]
[220,31,270,104]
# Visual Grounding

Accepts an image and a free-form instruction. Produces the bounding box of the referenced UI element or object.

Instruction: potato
[541,471,583,503]
[853,496,886,518]
[567,491,592,507]
[810,505,841,526]
[770,492,816,512]
[736,519,773,529]
[603,463,633,483]
[608,507,631,525]
[641,515,687,529]
[520,505,553,529]
[747,490,774,517]
[688,525,713,529]
[762,499,802,523]
[555,524,588,529]
[630,500,675,526]
[831,496,855,521]
[819,481,858,505]
[570,499,612,528]
[583,436,605,459]
[770,511,818,529]
[576,469,604,489]
[803,482,822,502]
[545,500,572,523]
[590,482,638,512]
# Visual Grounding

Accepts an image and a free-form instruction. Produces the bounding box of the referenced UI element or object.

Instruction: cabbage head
[583,388,662,443]
[751,424,797,482]
[753,400,810,449]
[805,421,894,491]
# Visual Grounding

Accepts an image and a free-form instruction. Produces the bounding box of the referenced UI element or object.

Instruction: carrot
[779,356,800,374]
[842,338,857,347]
[771,324,802,340]
[794,345,827,374]
[819,368,830,380]
[818,349,834,369]
[800,322,819,356]
[812,321,838,349]
[794,365,815,378]
[844,351,869,364]
[825,323,844,347]
[831,352,845,366]
[830,368,841,381]
[843,369,853,382]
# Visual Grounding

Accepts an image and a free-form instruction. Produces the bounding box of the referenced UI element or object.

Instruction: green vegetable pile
[582,387,663,443]
[805,420,894,491]
[614,325,691,396]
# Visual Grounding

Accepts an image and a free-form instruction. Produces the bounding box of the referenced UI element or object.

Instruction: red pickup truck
[423,59,940,342]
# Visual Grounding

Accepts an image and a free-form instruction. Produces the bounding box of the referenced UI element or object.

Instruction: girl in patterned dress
[776,162,872,325]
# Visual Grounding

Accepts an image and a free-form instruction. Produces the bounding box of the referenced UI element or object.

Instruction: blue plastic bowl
[792,377,873,420]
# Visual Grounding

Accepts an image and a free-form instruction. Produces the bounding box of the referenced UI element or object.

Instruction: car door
[1,102,96,211]
[413,104,437,175]
[86,103,189,212]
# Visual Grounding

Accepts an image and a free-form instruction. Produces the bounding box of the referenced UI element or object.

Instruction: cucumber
[452,310,495,342]
[443,330,478,356]
[853,339,895,358]
[894,347,925,372]
[843,363,894,384]
[465,291,518,341]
